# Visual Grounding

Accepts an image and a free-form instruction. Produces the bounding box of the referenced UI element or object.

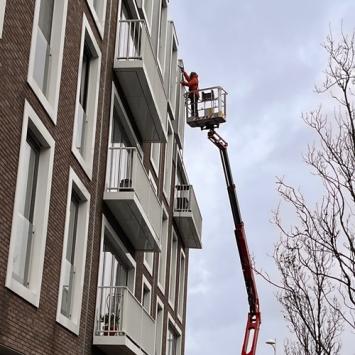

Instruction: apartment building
[0,1,202,354]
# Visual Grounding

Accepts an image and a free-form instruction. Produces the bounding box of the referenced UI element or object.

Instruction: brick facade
[0,1,198,354]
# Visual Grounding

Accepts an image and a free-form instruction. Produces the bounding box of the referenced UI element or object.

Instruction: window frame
[156,0,168,74]
[5,100,55,307]
[56,167,90,335]
[71,15,102,179]
[155,297,164,355]
[163,120,174,201]
[98,216,136,292]
[150,142,161,176]
[168,229,178,308]
[157,207,168,293]
[27,0,68,124]
[0,0,6,38]
[143,251,154,276]
[166,313,182,355]
[177,249,186,321]
[141,275,152,314]
[86,0,107,38]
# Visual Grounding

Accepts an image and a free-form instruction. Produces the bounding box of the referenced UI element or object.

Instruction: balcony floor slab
[114,59,167,143]
[174,212,202,249]
[104,190,161,252]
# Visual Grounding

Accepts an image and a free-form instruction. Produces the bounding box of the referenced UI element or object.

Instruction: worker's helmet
[190,71,197,77]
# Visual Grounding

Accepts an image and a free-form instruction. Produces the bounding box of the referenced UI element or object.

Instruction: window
[142,276,152,314]
[166,321,181,355]
[168,230,178,307]
[177,250,186,319]
[6,101,55,307]
[86,0,107,37]
[95,217,136,336]
[168,36,178,112]
[0,0,6,38]
[144,251,154,275]
[157,0,168,71]
[57,168,90,334]
[143,0,153,32]
[155,299,164,355]
[158,210,168,291]
[72,15,101,179]
[27,0,68,123]
[163,122,174,200]
[150,143,161,176]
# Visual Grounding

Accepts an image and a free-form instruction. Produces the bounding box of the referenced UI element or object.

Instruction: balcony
[173,185,202,249]
[104,146,162,251]
[94,286,155,355]
[114,20,167,143]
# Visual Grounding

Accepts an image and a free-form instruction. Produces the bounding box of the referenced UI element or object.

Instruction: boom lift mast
[184,86,261,354]
[207,129,261,355]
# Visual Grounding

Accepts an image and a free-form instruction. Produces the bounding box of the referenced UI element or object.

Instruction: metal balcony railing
[94,286,155,354]
[185,86,227,129]
[117,20,144,60]
[174,185,202,236]
[106,146,161,243]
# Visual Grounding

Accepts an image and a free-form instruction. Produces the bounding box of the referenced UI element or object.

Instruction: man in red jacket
[180,69,199,117]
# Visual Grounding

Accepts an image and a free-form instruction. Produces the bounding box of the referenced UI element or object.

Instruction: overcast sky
[169,1,355,354]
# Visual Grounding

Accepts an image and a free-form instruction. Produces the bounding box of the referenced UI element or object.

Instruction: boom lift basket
[185,86,227,129]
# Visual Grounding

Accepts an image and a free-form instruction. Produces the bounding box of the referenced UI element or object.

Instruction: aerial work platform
[185,86,227,129]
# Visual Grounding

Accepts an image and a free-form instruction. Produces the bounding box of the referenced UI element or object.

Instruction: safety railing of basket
[184,86,227,120]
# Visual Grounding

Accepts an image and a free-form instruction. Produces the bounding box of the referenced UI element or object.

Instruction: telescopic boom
[207,129,261,355]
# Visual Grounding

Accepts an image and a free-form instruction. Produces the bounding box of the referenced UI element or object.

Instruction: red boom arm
[208,129,261,355]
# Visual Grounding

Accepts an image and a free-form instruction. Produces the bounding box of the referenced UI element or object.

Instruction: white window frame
[141,275,152,314]
[5,100,55,307]
[0,0,6,38]
[168,28,178,116]
[155,297,164,355]
[166,313,182,355]
[143,251,154,276]
[27,0,68,124]
[56,168,90,335]
[99,216,136,292]
[71,15,101,180]
[86,0,107,37]
[168,229,178,308]
[150,143,161,176]
[177,249,186,321]
[156,0,168,74]
[141,0,154,34]
[157,207,168,293]
[163,121,174,201]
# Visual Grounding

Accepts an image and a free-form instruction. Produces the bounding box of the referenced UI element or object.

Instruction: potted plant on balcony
[102,313,120,336]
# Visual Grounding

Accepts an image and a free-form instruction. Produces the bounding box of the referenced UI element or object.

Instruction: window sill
[71,145,93,180]
[5,277,40,308]
[157,281,165,295]
[27,76,58,125]
[56,313,80,335]
[143,256,154,276]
